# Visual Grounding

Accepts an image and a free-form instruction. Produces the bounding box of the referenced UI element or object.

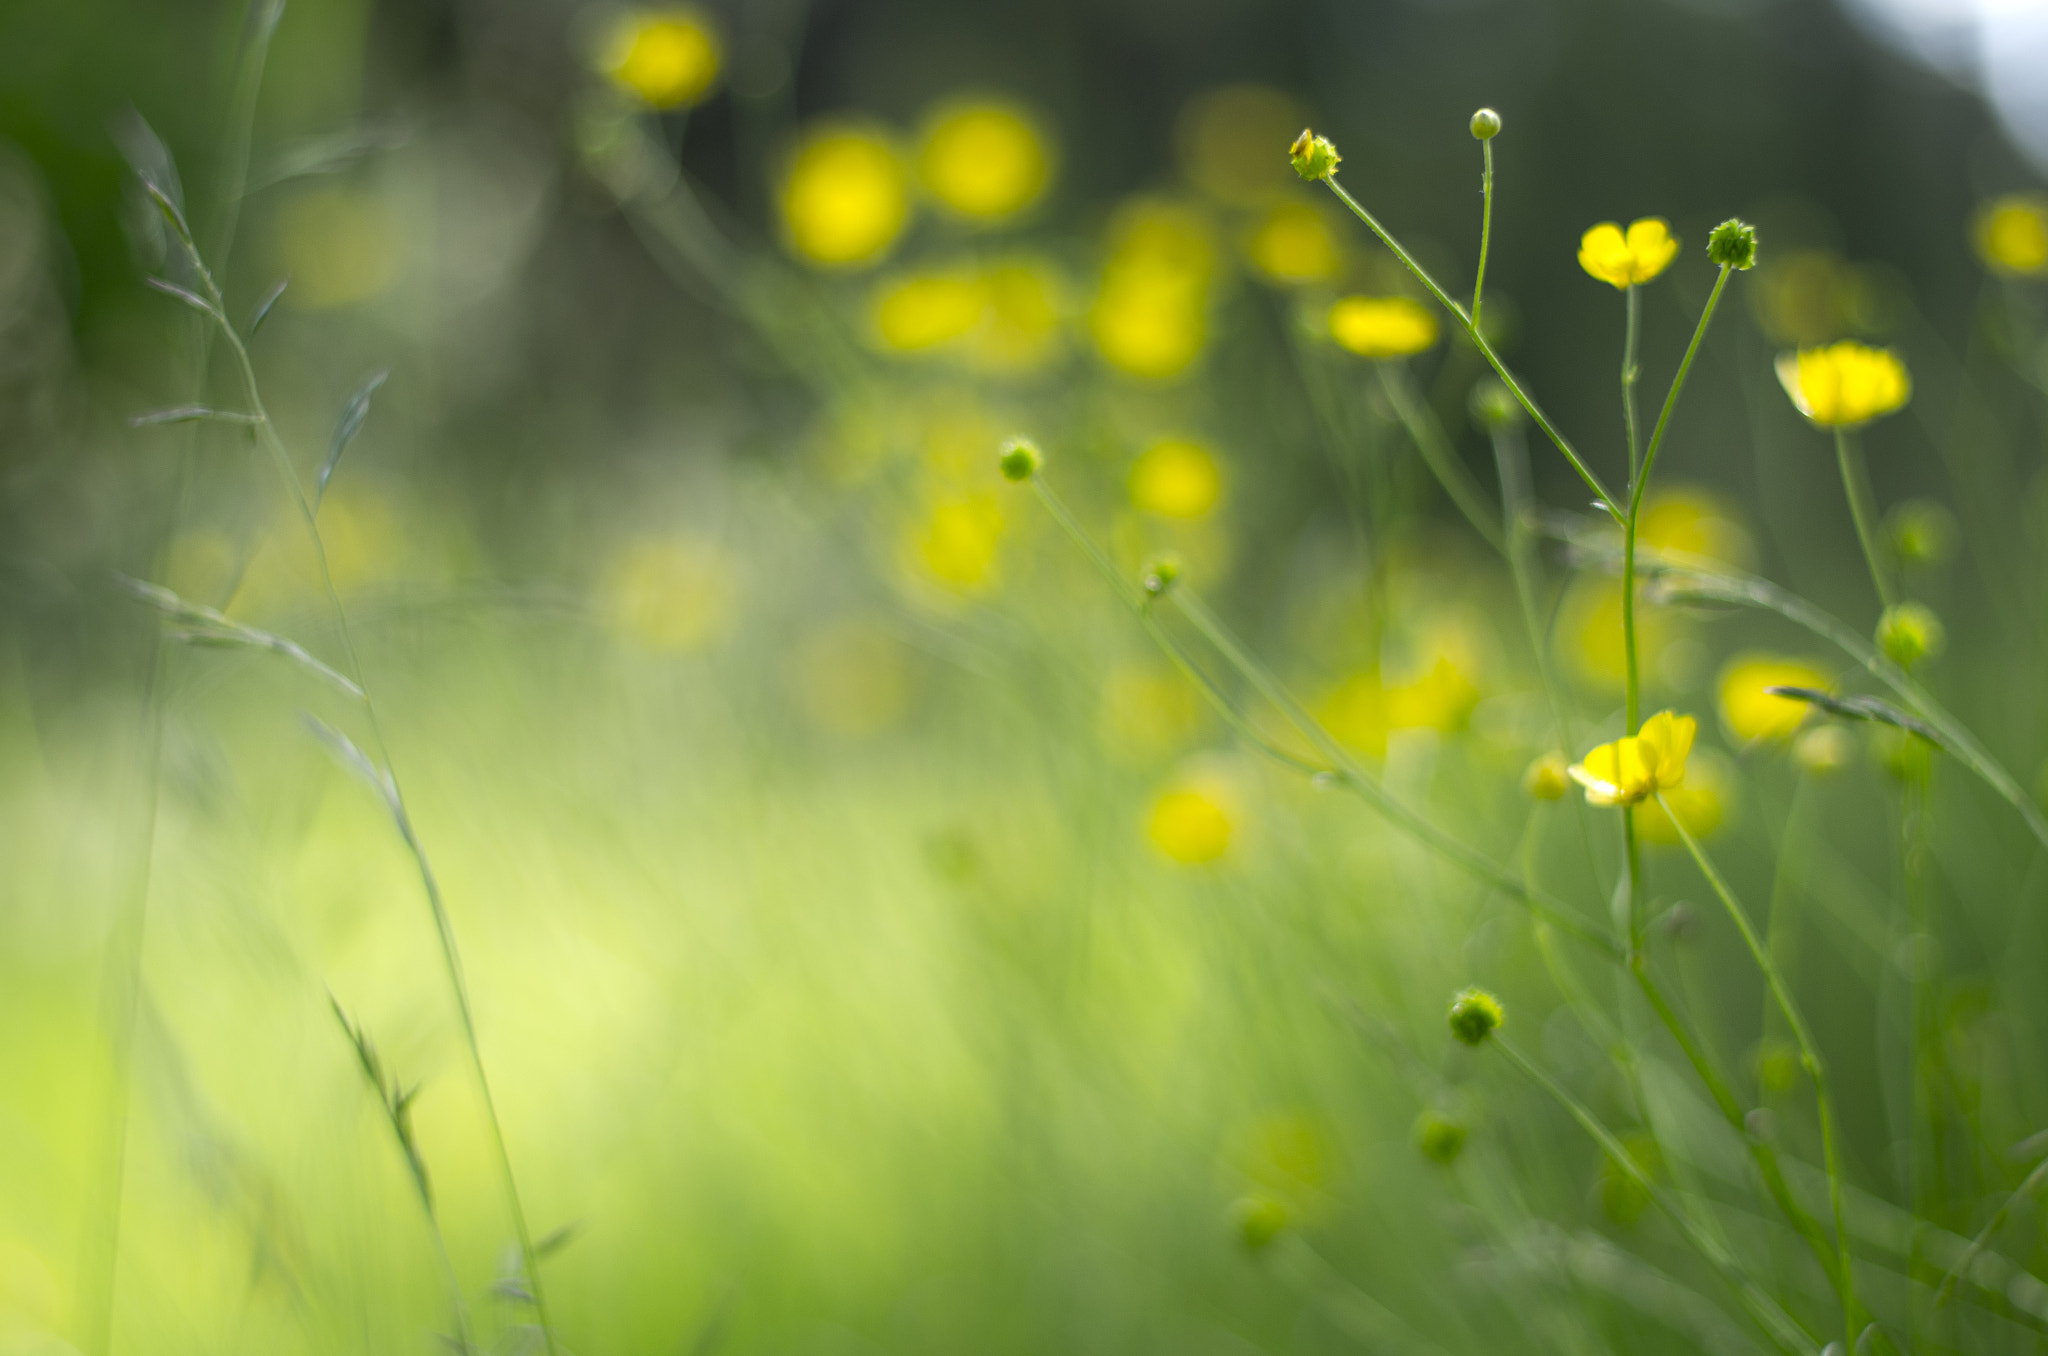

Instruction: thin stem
[1376,362,1506,553]
[1623,284,1643,486]
[1024,472,1617,958]
[1932,1150,2048,1310]
[1662,795,1860,1346]
[1834,427,1898,611]
[1321,174,1622,518]
[1472,139,1494,335]
[1494,1037,1817,1355]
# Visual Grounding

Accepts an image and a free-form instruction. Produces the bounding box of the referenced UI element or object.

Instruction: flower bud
[1522,752,1569,800]
[1877,602,1944,669]
[998,436,1042,482]
[1469,378,1523,431]
[1231,1194,1289,1252]
[1448,987,1504,1046]
[1707,219,1759,271]
[1412,1109,1468,1165]
[1141,553,1183,598]
[1887,499,1956,567]
[1792,724,1854,776]
[1469,108,1502,141]
[1289,129,1341,182]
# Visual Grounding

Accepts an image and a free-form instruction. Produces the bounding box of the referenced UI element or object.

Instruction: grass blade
[247,278,288,336]
[319,370,388,508]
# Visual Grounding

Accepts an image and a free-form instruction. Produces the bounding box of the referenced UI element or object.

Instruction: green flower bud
[1289,129,1341,182]
[1469,378,1523,431]
[1521,752,1569,800]
[1412,1110,1468,1166]
[1448,987,1503,1046]
[998,436,1042,482]
[1231,1194,1289,1252]
[1792,724,1854,777]
[1469,108,1502,141]
[1872,726,1933,784]
[1141,553,1183,598]
[1887,499,1956,567]
[1877,602,1944,669]
[1754,1039,1801,1095]
[1707,219,1759,271]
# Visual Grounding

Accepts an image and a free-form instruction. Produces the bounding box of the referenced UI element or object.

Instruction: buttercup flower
[1245,201,1340,284]
[600,8,721,109]
[1974,195,2048,276]
[1289,129,1340,181]
[1328,296,1438,359]
[1148,787,1232,863]
[1568,710,1695,807]
[1578,219,1679,289]
[780,125,909,268]
[1129,439,1223,519]
[1718,656,1829,743]
[1776,342,1910,427]
[917,100,1052,220]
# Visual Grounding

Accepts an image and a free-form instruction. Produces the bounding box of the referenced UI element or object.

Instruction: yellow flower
[605,536,734,652]
[916,100,1052,220]
[871,271,985,352]
[1776,342,1910,427]
[909,494,1005,593]
[779,125,909,268]
[1974,195,2048,276]
[1322,673,1388,757]
[1569,710,1695,808]
[1147,787,1232,864]
[1717,655,1828,743]
[1091,200,1216,379]
[600,8,721,109]
[1637,749,1736,845]
[1385,656,1479,734]
[1578,219,1679,289]
[1129,439,1223,519]
[1637,486,1754,569]
[1523,752,1571,801]
[1328,296,1438,359]
[1245,201,1339,284]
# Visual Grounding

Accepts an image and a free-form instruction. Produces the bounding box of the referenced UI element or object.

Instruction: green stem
[1834,427,1898,611]
[1376,363,1506,553]
[1494,1037,1818,1355]
[1024,473,1617,958]
[1932,1150,2048,1311]
[1472,139,1494,335]
[1623,284,1642,486]
[1662,795,1861,1346]
[1321,174,1622,519]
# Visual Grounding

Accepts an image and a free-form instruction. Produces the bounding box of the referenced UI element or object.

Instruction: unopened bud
[1469,108,1502,141]
[1231,1195,1289,1252]
[1470,378,1523,431]
[1289,129,1341,182]
[1877,602,1943,669]
[1413,1109,1468,1165]
[1448,987,1504,1046]
[998,436,1042,482]
[1522,752,1569,800]
[1141,553,1182,598]
[1707,219,1759,271]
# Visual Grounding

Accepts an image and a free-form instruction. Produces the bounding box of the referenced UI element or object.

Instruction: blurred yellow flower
[1578,219,1678,289]
[1129,439,1222,519]
[1147,787,1232,864]
[600,8,721,109]
[1176,85,1305,206]
[1561,575,1675,690]
[1793,724,1855,776]
[1322,673,1387,757]
[1569,710,1695,808]
[1245,201,1339,284]
[605,536,734,652]
[1328,296,1437,359]
[1718,655,1828,743]
[780,125,909,268]
[1638,748,1735,844]
[911,494,1004,593]
[1385,657,1479,734]
[916,100,1052,220]
[272,187,399,309]
[1637,486,1754,569]
[1091,201,1216,379]
[1776,342,1910,427]
[872,271,985,352]
[1974,195,2048,275]
[1523,752,1571,801]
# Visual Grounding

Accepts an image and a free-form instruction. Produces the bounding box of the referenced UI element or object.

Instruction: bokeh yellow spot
[1147,787,1232,864]
[1328,296,1437,359]
[871,271,985,352]
[1245,201,1339,284]
[1638,747,1736,844]
[600,8,721,109]
[604,536,734,652]
[1578,218,1679,289]
[1091,199,1216,380]
[780,125,909,268]
[1776,342,1911,427]
[1322,673,1388,758]
[793,617,913,738]
[1129,439,1222,519]
[1175,85,1305,207]
[970,258,1064,371]
[1974,195,2048,276]
[916,100,1052,220]
[1384,656,1479,734]
[1637,487,1754,570]
[911,495,1005,593]
[1718,655,1828,743]
[272,187,399,309]
[1561,575,1675,690]
[1750,251,1885,347]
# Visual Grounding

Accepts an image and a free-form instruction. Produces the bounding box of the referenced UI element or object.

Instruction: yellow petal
[1577,223,1633,290]
[1636,710,1695,790]
[1328,296,1438,359]
[1623,218,1678,284]
[1568,740,1626,805]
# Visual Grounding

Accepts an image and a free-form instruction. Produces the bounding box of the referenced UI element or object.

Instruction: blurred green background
[3,0,2048,1353]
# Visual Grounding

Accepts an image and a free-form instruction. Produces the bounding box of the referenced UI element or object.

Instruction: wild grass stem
[1834,428,1899,611]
